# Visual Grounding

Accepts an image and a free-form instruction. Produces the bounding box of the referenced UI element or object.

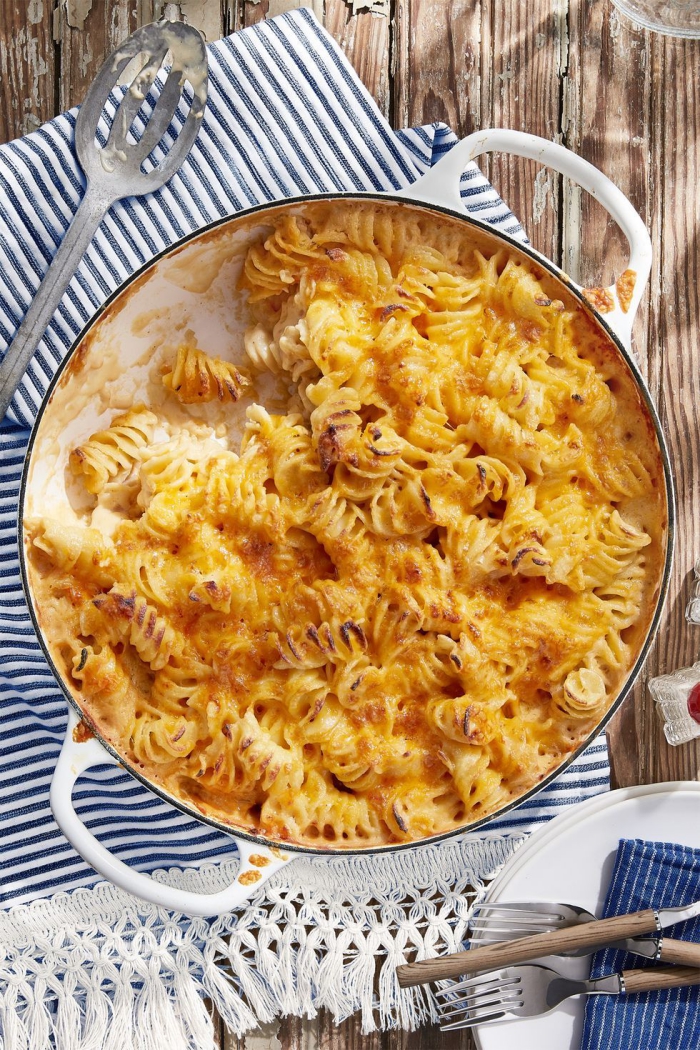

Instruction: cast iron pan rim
[18,190,676,858]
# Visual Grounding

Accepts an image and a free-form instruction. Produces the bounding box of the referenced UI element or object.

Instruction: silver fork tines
[469,918,567,936]
[436,972,525,1029]
[434,964,629,1031]
[468,901,595,949]
[471,902,590,924]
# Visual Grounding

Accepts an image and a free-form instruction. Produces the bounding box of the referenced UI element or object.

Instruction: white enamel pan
[18,129,674,916]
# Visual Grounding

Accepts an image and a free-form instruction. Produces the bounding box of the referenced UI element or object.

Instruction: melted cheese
[27,201,666,849]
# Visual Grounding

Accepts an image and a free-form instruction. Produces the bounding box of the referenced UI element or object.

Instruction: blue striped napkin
[581,839,700,1050]
[0,8,609,909]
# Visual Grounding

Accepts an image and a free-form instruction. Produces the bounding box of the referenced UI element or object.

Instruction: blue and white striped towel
[0,8,609,909]
[582,839,700,1050]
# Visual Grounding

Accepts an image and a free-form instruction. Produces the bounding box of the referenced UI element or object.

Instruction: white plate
[474,781,700,1050]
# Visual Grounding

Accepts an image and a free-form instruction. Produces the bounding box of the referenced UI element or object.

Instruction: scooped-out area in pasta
[24,200,667,850]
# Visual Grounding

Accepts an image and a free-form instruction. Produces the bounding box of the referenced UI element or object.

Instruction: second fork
[435,963,700,1030]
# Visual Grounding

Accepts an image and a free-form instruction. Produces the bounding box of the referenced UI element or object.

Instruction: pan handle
[50,706,294,917]
[399,128,652,350]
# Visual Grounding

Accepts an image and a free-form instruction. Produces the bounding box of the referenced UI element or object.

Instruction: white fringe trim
[0,832,526,1047]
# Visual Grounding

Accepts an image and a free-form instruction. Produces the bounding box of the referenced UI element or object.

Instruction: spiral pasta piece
[69,406,157,494]
[162,344,249,404]
[81,589,181,671]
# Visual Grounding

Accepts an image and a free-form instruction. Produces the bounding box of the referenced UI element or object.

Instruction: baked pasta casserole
[27,202,666,848]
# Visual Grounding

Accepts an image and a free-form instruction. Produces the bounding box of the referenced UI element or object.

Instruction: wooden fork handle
[395,908,658,987]
[622,966,700,994]
[659,939,700,967]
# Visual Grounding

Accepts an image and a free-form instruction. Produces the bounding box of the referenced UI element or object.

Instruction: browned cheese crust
[26,202,667,849]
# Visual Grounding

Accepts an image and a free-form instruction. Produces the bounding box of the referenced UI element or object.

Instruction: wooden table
[1,0,699,1046]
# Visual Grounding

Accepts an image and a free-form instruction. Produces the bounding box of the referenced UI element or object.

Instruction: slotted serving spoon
[0,18,208,420]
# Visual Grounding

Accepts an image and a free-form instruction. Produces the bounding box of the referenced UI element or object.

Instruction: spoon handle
[0,185,108,421]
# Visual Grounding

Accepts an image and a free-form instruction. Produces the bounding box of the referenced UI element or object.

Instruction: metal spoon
[0,18,208,421]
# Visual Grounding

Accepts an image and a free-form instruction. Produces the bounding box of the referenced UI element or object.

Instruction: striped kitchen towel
[581,839,700,1050]
[0,7,609,912]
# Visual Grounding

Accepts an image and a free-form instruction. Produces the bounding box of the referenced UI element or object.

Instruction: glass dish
[649,662,700,745]
[611,0,700,37]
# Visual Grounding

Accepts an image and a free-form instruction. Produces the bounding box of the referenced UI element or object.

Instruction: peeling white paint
[609,8,621,54]
[266,0,324,18]
[560,70,570,137]
[27,0,43,26]
[562,181,583,285]
[78,37,93,81]
[22,29,48,106]
[350,0,390,13]
[179,0,224,42]
[471,15,482,128]
[553,0,569,77]
[243,1021,284,1050]
[247,0,325,14]
[63,0,94,31]
[0,23,51,136]
[535,32,545,47]
[532,167,552,226]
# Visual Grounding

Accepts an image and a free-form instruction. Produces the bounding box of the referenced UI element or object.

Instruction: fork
[396,898,700,986]
[435,963,700,1030]
[468,899,700,962]
[0,18,208,420]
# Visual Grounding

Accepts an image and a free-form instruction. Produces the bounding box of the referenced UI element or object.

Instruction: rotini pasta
[162,342,250,404]
[28,201,666,849]
[69,406,157,494]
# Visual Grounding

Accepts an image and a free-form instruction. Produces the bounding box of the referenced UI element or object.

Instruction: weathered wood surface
[1,1,699,1048]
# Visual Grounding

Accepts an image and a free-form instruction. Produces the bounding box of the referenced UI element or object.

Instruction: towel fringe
[0,833,525,1044]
